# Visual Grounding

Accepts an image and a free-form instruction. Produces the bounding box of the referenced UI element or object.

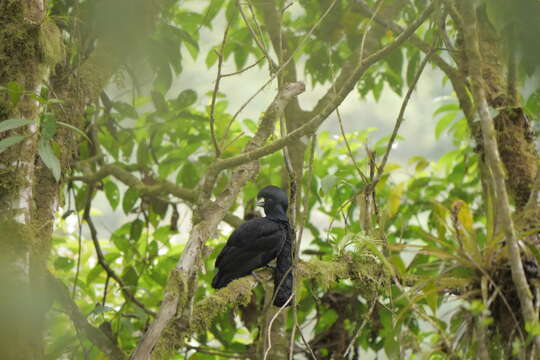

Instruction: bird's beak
[256,199,265,207]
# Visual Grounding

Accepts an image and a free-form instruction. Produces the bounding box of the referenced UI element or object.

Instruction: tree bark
[0,0,59,358]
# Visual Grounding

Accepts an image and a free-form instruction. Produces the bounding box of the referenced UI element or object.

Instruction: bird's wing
[215,218,283,267]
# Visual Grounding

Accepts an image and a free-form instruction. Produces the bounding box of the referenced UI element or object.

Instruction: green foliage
[37,0,540,359]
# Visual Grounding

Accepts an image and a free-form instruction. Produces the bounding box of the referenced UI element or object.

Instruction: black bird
[211,185,293,307]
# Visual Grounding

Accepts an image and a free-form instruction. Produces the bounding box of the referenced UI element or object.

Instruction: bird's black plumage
[211,186,293,307]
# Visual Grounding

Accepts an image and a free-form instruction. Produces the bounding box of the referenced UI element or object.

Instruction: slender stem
[221,56,265,77]
[83,188,156,317]
[371,42,437,190]
[209,24,231,157]
[230,0,340,123]
[48,273,127,360]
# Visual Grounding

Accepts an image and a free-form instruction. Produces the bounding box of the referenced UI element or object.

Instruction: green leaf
[112,101,138,119]
[205,47,219,68]
[54,256,74,270]
[90,305,116,316]
[177,28,199,53]
[154,63,173,92]
[151,91,169,113]
[526,89,540,116]
[204,0,225,27]
[179,162,199,188]
[0,118,34,133]
[136,140,150,167]
[175,89,197,108]
[104,180,120,210]
[225,0,239,25]
[122,187,140,214]
[6,81,23,105]
[41,115,57,141]
[435,112,456,139]
[56,121,92,143]
[0,135,26,154]
[122,266,138,288]
[130,219,144,242]
[85,262,103,284]
[320,174,337,196]
[38,139,61,181]
[433,103,460,117]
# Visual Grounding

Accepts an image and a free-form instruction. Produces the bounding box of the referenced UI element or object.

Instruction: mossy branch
[70,164,243,228]
[131,82,305,360]
[160,254,388,351]
[458,0,540,350]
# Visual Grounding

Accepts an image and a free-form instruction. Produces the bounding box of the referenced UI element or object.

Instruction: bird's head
[256,185,288,220]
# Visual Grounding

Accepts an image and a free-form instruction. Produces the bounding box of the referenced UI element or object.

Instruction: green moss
[494,108,537,209]
[154,276,255,359]
[153,251,390,357]
[298,259,349,289]
[192,277,254,332]
[151,269,191,359]
[0,2,42,87]
[39,18,63,66]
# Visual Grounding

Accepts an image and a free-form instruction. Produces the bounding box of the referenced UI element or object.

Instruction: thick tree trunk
[0,1,50,358]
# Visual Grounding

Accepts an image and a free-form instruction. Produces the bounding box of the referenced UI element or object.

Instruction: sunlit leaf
[104,180,120,210]
[122,187,140,214]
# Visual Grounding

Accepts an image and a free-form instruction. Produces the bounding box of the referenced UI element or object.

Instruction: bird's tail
[211,271,225,289]
[273,236,293,307]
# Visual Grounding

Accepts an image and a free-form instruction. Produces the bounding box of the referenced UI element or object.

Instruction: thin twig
[47,272,127,360]
[343,299,378,357]
[336,101,369,184]
[237,0,275,68]
[246,0,269,53]
[229,0,340,124]
[185,345,249,359]
[359,0,386,67]
[212,4,435,172]
[370,41,437,190]
[70,163,245,228]
[221,56,265,77]
[209,24,231,157]
[296,134,316,256]
[71,186,83,298]
[83,188,156,317]
[102,274,110,306]
[324,34,369,185]
[295,323,318,360]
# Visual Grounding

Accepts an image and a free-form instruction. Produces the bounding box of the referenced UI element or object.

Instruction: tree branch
[83,189,156,317]
[458,0,540,350]
[353,0,475,123]
[308,1,435,119]
[131,82,305,360]
[47,272,127,360]
[70,164,244,228]
[371,42,437,189]
[212,7,433,172]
